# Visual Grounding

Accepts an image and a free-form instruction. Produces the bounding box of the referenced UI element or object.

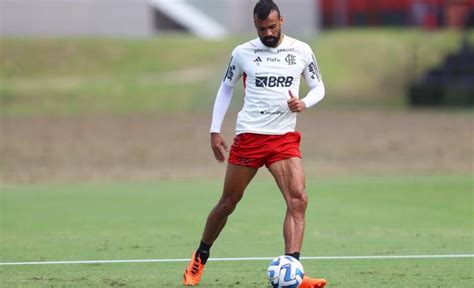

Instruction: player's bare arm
[210,132,229,162]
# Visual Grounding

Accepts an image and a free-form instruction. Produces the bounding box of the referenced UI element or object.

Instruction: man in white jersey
[183,1,326,287]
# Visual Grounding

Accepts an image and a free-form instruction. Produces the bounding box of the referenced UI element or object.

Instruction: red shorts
[228,132,302,168]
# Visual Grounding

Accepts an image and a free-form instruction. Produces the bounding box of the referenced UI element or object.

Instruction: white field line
[1,254,473,266]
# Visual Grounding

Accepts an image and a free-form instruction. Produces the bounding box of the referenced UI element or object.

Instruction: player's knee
[287,189,307,215]
[217,197,239,215]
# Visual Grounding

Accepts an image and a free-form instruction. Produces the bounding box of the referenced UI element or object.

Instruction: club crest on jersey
[285,54,296,65]
[256,76,294,88]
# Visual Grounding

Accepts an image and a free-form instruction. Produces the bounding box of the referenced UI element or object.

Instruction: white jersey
[222,35,322,135]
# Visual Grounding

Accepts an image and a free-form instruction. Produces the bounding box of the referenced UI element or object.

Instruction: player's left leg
[268,157,307,254]
[268,157,326,288]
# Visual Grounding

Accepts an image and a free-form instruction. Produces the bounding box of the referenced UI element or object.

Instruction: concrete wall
[0,0,153,37]
[0,0,319,37]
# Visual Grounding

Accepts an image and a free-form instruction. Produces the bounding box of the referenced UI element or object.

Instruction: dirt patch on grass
[0,109,472,183]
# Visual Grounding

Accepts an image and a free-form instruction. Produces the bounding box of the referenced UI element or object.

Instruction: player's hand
[210,133,229,163]
[287,90,306,113]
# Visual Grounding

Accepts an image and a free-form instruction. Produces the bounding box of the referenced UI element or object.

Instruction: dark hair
[253,0,280,20]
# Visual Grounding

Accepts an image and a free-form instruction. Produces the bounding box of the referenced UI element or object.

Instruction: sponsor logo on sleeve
[224,56,236,81]
[308,54,320,81]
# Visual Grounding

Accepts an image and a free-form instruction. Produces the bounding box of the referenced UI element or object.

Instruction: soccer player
[183,0,326,287]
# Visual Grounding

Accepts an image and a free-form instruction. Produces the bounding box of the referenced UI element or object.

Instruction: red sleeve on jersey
[243,72,247,91]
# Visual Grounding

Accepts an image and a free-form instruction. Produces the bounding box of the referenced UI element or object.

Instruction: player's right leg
[183,163,258,286]
[268,156,327,287]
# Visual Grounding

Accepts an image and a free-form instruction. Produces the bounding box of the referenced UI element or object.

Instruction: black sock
[285,252,300,260]
[196,241,212,264]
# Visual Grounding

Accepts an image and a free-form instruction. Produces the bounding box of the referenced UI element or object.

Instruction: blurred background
[0,0,473,183]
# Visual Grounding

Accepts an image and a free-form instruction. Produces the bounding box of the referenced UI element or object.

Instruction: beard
[260,31,281,48]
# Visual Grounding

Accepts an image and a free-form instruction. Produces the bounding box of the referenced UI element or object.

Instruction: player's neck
[276,34,285,47]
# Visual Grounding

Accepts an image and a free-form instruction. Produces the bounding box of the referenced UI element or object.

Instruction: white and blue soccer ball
[267,255,304,288]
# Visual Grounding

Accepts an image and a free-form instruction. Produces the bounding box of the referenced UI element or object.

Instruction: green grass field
[1,175,472,287]
[1,29,472,116]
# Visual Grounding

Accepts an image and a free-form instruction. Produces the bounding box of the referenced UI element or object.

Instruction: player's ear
[279,16,284,25]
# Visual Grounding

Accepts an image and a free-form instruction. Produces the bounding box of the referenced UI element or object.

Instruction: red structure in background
[320,0,474,29]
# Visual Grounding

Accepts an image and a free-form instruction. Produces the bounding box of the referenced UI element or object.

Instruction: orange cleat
[299,275,327,288]
[183,251,206,286]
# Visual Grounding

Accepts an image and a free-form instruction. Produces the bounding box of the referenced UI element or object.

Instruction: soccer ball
[267,255,304,288]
